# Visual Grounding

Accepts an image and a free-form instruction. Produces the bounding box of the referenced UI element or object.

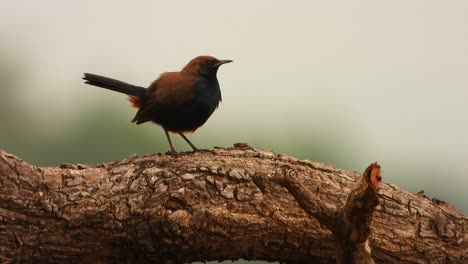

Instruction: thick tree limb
[0,144,466,263]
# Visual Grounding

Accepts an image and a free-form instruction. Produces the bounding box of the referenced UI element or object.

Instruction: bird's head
[182,56,233,77]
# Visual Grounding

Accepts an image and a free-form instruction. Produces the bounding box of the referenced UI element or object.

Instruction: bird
[83,55,232,154]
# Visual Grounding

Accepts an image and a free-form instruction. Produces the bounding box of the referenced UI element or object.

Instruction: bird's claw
[166,150,179,156]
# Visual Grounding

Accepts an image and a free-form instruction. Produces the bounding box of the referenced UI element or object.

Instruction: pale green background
[1,1,467,263]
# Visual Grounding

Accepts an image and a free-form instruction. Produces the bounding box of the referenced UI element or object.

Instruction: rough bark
[0,144,466,263]
[270,162,383,264]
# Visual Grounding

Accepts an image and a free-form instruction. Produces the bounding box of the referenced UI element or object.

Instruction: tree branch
[271,162,383,264]
[0,145,466,263]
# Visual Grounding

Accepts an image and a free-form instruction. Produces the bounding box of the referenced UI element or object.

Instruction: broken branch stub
[335,162,381,264]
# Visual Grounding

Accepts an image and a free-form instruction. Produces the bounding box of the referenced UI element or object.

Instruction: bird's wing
[131,72,199,124]
[152,72,199,108]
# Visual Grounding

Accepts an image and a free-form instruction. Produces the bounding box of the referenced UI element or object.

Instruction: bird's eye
[207,61,213,65]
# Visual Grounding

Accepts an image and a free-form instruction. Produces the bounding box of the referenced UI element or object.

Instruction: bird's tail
[83,73,146,108]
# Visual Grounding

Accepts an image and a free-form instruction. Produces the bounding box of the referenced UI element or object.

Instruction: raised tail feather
[83,73,146,108]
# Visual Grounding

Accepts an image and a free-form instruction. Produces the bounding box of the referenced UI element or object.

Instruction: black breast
[153,78,221,132]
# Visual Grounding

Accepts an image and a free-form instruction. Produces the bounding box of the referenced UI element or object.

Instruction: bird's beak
[214,59,233,67]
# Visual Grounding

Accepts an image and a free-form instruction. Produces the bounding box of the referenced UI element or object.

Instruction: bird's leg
[164,128,177,154]
[178,133,199,151]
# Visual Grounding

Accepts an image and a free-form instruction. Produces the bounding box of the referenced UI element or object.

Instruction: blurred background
[1,1,467,262]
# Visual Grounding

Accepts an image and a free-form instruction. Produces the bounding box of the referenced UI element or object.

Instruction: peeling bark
[0,144,466,263]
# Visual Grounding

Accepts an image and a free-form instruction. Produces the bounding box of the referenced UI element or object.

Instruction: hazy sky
[1,0,467,213]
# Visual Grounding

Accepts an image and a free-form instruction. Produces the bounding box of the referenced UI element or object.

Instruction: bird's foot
[165,150,179,156]
[192,148,218,154]
[190,147,200,152]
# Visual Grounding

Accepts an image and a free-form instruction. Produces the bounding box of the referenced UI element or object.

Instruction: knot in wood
[280,165,298,180]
